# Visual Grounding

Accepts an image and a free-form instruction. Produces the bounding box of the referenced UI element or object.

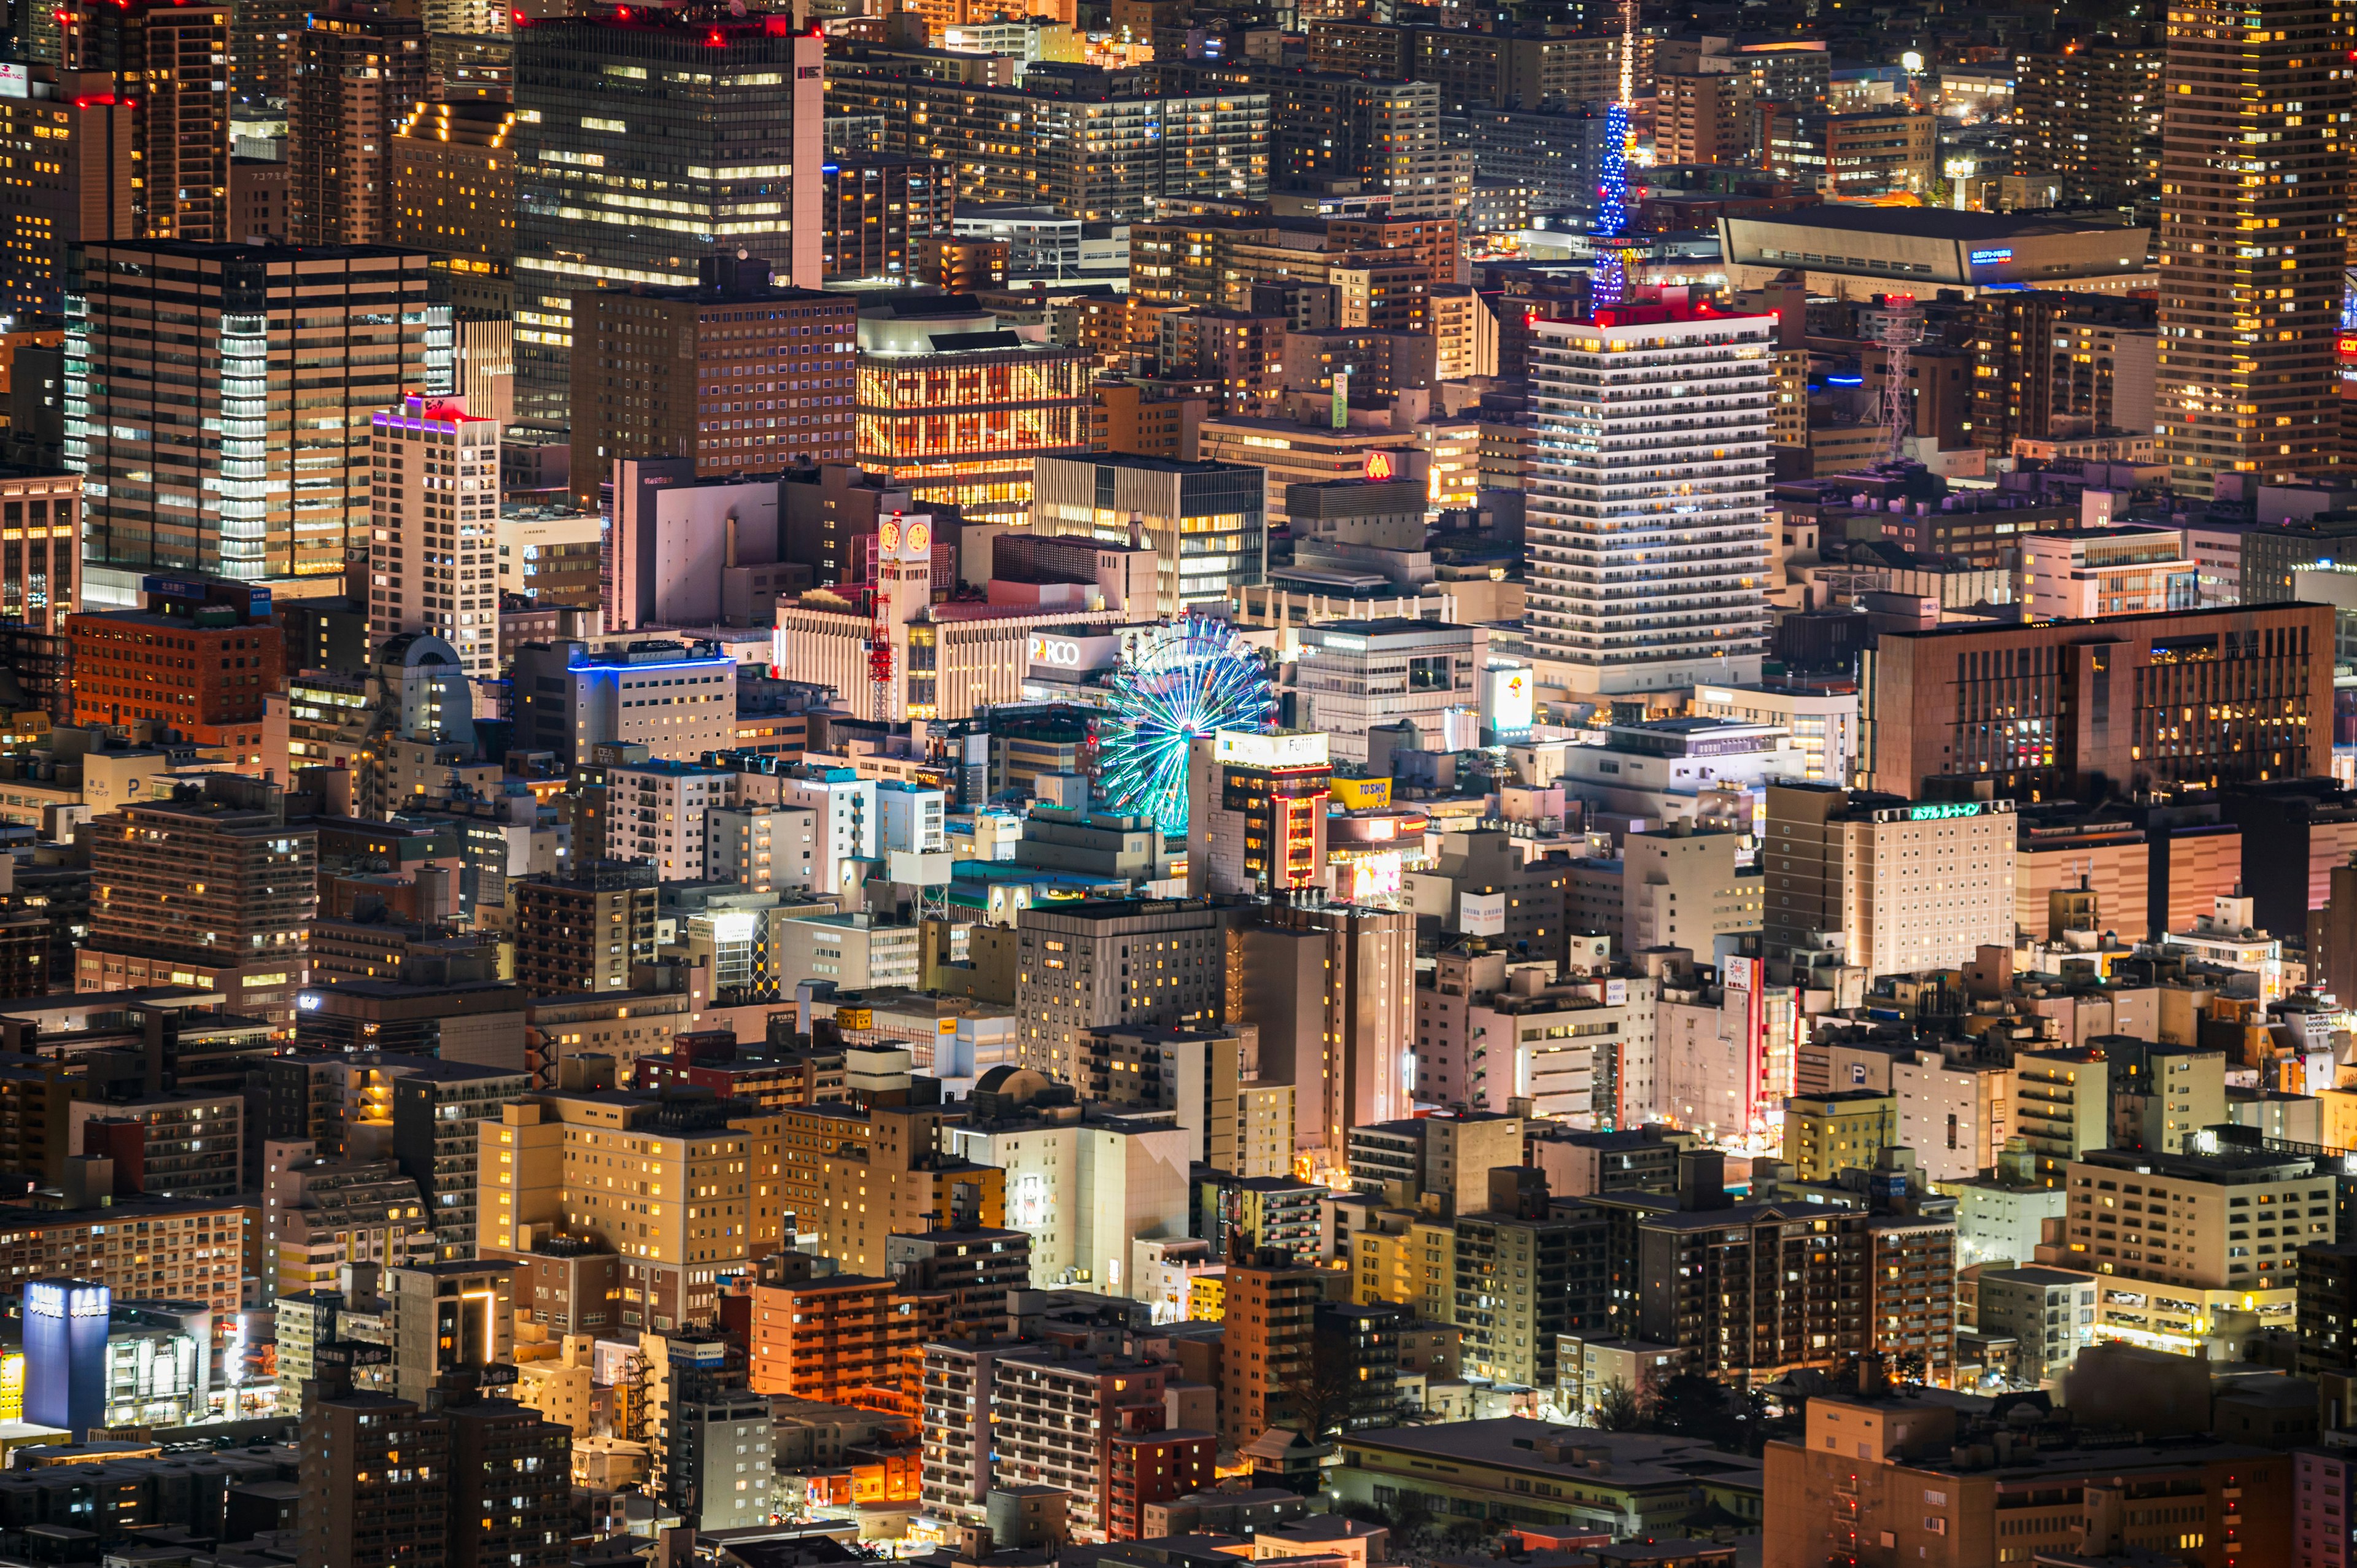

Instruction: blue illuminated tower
[24,1278,109,1439]
[1590,0,1638,309]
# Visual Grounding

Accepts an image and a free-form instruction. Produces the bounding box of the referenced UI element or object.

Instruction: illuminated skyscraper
[2154,0,2351,493]
[67,242,436,600]
[288,7,428,246]
[1526,308,1775,696]
[512,11,824,431]
[63,0,230,243]
[366,395,503,680]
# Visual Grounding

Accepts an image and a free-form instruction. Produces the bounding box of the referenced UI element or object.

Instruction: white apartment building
[605,760,738,879]
[2020,527,2200,620]
[1691,682,1859,786]
[368,394,501,679]
[945,1107,1192,1293]
[777,768,878,900]
[1762,782,2016,981]
[2065,1147,2332,1343]
[878,780,948,854]
[777,911,921,990]
[1283,617,1490,764]
[1525,309,1775,697]
[706,804,819,895]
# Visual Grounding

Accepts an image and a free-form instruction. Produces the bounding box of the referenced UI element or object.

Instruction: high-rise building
[0,69,132,320]
[68,242,437,601]
[297,1389,451,1568]
[855,301,1092,522]
[1525,305,1774,698]
[1964,291,2158,454]
[2059,1146,2325,1352]
[1453,1181,1608,1388]
[288,7,428,247]
[1264,76,1451,217]
[389,1060,532,1261]
[508,863,659,996]
[63,0,230,242]
[75,774,316,1026]
[481,1086,786,1330]
[512,12,824,429]
[441,1392,572,1568]
[365,393,503,681]
[2297,1240,2357,1373]
[1012,898,1225,1086]
[2154,0,2350,492]
[1655,70,1754,166]
[1761,783,2019,983]
[567,264,855,509]
[821,160,955,283]
[0,472,78,639]
[745,1270,894,1404]
[2013,40,2163,216]
[390,99,517,299]
[1632,1201,1868,1381]
[1252,901,1414,1159]
[815,1104,1007,1275]
[230,0,308,107]
[825,53,1268,222]
[385,1259,517,1404]
[1219,1254,1324,1448]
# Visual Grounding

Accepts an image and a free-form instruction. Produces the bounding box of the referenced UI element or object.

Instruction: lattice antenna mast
[1876,294,1922,465]
[1590,0,1640,308]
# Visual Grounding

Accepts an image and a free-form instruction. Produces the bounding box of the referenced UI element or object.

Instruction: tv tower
[1590,0,1639,309]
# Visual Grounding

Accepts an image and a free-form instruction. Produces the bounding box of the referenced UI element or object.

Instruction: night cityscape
[0,0,2347,1562]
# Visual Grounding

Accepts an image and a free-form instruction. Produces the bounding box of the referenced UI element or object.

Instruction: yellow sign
[1331,777,1393,809]
[836,1006,873,1030]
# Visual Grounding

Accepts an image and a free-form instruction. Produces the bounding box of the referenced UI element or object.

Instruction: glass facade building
[854,342,1091,521]
[513,12,824,430]
[64,242,438,602]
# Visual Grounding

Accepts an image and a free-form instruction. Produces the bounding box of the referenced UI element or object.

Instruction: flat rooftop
[1733,206,2144,242]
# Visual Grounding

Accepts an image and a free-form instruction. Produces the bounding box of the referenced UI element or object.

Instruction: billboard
[1487,664,1536,734]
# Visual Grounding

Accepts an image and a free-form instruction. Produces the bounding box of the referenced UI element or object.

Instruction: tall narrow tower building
[1525,307,1775,698]
[2154,0,2351,492]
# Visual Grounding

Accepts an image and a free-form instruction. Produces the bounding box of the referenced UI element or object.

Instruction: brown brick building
[67,582,284,756]
[1862,604,2334,802]
[568,261,855,509]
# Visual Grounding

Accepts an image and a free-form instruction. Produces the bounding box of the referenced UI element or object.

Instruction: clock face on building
[906,522,931,554]
[879,520,902,553]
